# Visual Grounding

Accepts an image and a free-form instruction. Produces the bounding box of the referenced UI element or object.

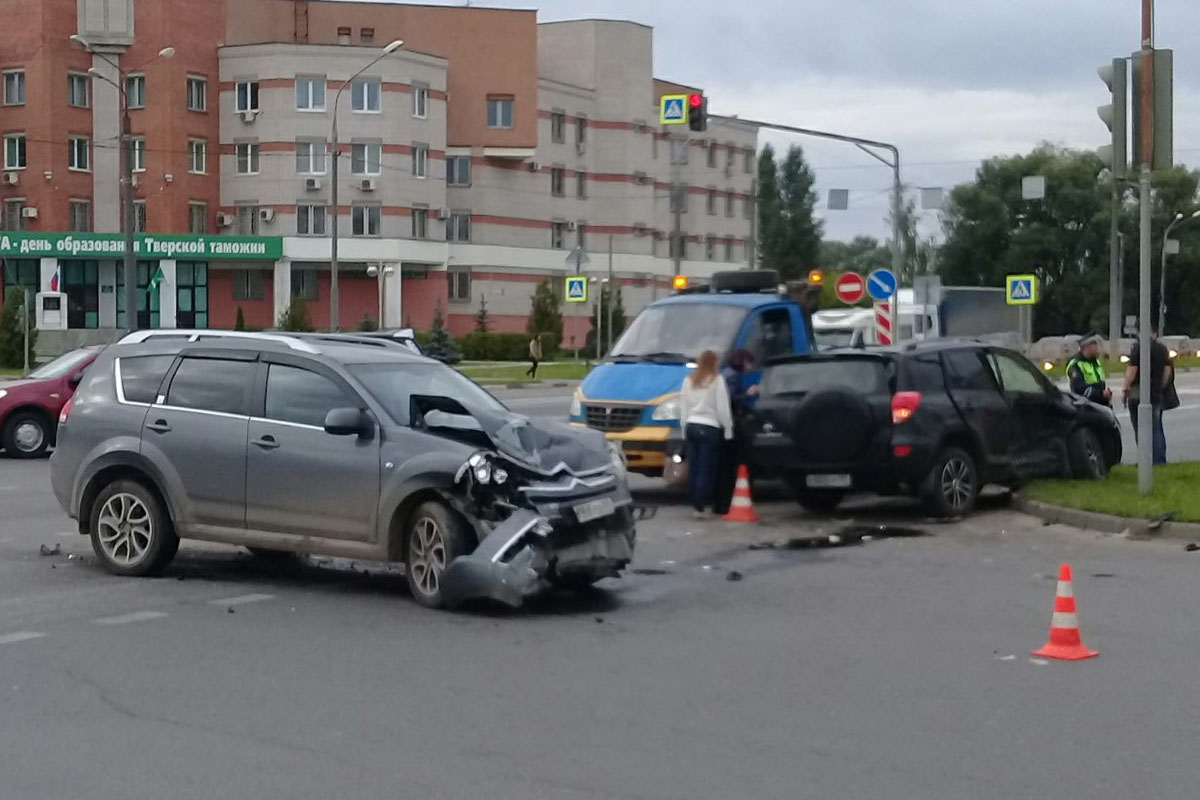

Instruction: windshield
[348,363,506,425]
[763,358,888,396]
[610,303,748,361]
[26,348,95,379]
[814,329,859,348]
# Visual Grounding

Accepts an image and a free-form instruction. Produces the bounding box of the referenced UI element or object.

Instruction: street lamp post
[1158,209,1200,334]
[329,40,403,332]
[71,36,173,333]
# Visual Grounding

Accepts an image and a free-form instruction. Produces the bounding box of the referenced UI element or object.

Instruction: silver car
[49,333,636,609]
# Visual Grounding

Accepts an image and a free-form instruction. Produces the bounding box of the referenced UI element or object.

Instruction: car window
[942,350,998,392]
[264,364,354,428]
[990,351,1047,396]
[902,355,945,393]
[762,358,889,396]
[164,358,254,415]
[27,348,94,379]
[117,355,176,404]
[349,362,506,425]
[742,308,793,363]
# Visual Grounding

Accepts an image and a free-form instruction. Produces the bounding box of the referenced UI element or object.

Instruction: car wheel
[89,479,179,577]
[794,488,845,513]
[921,447,979,517]
[1068,427,1108,480]
[405,501,473,609]
[2,411,51,459]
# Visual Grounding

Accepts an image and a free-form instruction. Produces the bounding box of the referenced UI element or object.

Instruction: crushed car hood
[474,408,611,474]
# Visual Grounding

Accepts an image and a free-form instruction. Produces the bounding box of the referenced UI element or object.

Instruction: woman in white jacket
[679,350,734,518]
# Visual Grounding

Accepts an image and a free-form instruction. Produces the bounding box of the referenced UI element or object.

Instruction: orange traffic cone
[722,465,760,523]
[1032,563,1098,661]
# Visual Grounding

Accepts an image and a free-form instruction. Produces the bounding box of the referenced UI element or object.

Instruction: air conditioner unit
[633,171,648,185]
[436,208,450,220]
[529,161,542,173]
[258,208,275,223]
[359,178,376,192]
[305,177,323,191]
[239,109,259,123]
[2,172,18,186]
[216,212,234,228]
[633,224,648,237]
[565,221,577,232]
[21,206,38,219]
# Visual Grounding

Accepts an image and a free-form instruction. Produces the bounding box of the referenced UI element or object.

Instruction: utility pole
[122,106,136,332]
[1109,183,1122,360]
[22,288,30,374]
[606,234,615,353]
[1136,0,1154,495]
[671,133,684,279]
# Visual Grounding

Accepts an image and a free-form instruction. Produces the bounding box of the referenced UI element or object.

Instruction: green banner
[0,232,283,261]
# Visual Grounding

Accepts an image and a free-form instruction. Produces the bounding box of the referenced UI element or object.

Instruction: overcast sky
[353,1,1200,243]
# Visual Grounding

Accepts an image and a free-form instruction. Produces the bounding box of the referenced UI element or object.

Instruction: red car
[0,346,103,458]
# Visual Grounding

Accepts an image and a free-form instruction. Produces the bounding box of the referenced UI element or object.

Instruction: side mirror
[324,407,370,437]
[68,373,84,388]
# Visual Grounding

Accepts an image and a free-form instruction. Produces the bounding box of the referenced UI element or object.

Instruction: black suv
[749,341,1122,516]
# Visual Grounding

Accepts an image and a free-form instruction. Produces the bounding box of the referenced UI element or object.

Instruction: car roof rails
[117,329,320,354]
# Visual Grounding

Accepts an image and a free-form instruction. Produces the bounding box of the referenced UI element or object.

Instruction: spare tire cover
[788,388,875,462]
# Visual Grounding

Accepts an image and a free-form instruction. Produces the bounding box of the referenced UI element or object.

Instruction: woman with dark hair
[714,349,757,515]
[680,350,734,518]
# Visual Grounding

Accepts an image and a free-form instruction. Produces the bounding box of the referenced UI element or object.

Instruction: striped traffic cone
[1032,563,1098,661]
[722,465,760,523]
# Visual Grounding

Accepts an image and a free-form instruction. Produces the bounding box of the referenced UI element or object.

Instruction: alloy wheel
[96,493,153,566]
[1086,436,1103,474]
[408,516,447,597]
[940,458,974,511]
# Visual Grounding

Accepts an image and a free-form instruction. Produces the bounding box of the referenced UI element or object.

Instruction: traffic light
[687,93,707,132]
[1096,58,1127,178]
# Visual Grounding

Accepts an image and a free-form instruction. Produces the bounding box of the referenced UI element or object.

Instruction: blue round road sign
[867,268,898,301]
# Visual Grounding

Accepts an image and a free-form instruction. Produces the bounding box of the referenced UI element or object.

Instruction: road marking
[208,593,274,607]
[93,611,168,626]
[0,632,47,645]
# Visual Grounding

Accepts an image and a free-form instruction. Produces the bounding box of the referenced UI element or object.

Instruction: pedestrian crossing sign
[660,94,688,125]
[1006,274,1038,305]
[565,275,588,303]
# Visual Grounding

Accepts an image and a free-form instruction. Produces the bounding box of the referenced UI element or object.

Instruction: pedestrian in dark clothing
[526,334,543,379]
[1122,323,1173,464]
[1066,332,1112,406]
[714,349,757,515]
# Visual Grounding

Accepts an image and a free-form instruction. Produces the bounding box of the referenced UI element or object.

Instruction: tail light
[59,397,74,425]
[891,391,922,424]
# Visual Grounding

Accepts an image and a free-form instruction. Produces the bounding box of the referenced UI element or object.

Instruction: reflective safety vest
[1067,357,1105,385]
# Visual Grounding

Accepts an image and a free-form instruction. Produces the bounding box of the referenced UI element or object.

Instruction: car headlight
[0,389,7,400]
[468,453,492,484]
[651,396,681,421]
[607,441,627,476]
[569,390,583,418]
[1169,349,1178,359]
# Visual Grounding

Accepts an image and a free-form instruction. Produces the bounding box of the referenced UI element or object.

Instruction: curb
[1013,496,1200,543]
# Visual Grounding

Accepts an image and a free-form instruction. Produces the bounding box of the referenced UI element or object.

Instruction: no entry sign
[834,271,866,305]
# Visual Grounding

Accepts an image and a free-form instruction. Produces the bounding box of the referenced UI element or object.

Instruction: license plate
[574,497,615,523]
[807,474,852,489]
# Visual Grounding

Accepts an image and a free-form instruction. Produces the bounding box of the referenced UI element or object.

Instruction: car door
[987,349,1061,477]
[245,358,380,542]
[940,347,1012,476]
[143,354,255,535]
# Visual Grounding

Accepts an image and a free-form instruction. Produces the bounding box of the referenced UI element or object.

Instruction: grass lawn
[1040,355,1200,378]
[457,361,591,385]
[1023,463,1200,523]
[0,368,24,379]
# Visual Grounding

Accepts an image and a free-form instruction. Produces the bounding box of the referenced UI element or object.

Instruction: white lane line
[0,632,47,645]
[93,611,168,626]
[208,593,274,607]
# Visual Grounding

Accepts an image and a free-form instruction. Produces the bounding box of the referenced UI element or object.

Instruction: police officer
[1066,332,1112,406]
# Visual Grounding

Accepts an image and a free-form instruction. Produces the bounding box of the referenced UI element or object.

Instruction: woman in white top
[679,350,734,518]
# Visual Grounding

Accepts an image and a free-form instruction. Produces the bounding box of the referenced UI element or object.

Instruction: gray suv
[49,333,636,609]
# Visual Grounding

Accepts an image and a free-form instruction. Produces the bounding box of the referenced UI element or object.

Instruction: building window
[670,138,689,165]
[126,75,145,109]
[705,236,716,260]
[550,167,565,197]
[3,70,25,105]
[292,268,319,301]
[744,149,755,173]
[725,238,735,262]
[576,222,587,249]
[550,111,565,143]
[360,28,375,45]
[352,204,381,236]
[670,184,688,214]
[295,139,327,174]
[3,134,25,169]
[725,143,736,173]
[236,81,259,112]
[707,188,717,215]
[297,204,327,236]
[446,155,470,186]
[68,136,90,171]
[447,269,471,302]
[187,139,206,174]
[411,207,428,239]
[486,97,513,128]
[576,115,587,145]
[669,236,687,260]
[67,73,90,108]
[2,199,25,231]
[130,137,145,172]
[68,199,92,231]
[413,84,428,118]
[446,211,470,242]
[133,200,147,233]
[232,269,266,301]
[235,205,259,235]
[576,172,587,199]
[188,202,207,234]
[745,184,755,219]
[351,78,380,112]
[706,145,717,168]
[236,142,260,175]
[186,76,207,111]
[351,142,381,175]
[551,221,568,250]
[725,191,735,217]
[296,75,326,111]
[2,258,38,295]
[411,144,428,179]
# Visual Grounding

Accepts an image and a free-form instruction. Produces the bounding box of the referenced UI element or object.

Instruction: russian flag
[49,265,61,293]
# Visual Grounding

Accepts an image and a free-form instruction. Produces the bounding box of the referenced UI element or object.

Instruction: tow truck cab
[568,271,813,482]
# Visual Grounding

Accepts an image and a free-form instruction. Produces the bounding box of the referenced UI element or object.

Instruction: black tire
[2,411,51,459]
[404,501,474,609]
[89,479,179,577]
[794,488,845,513]
[1068,427,1108,480]
[920,446,979,518]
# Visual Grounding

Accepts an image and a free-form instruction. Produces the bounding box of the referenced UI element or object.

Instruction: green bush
[459,332,559,361]
[277,298,315,332]
[0,290,36,369]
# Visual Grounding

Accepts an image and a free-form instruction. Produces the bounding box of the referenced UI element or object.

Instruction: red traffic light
[689,93,703,108]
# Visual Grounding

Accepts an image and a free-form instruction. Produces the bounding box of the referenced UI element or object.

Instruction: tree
[424,300,462,363]
[0,289,36,369]
[757,144,783,271]
[277,297,314,332]
[758,144,823,280]
[527,278,562,338]
[585,283,626,355]
[357,313,378,331]
[474,296,490,333]
[234,306,246,331]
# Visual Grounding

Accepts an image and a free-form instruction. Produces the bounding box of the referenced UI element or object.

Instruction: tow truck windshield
[609,303,749,362]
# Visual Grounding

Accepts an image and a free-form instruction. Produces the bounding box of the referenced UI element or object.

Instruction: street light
[329,39,404,331]
[1159,209,1200,333]
[71,36,174,333]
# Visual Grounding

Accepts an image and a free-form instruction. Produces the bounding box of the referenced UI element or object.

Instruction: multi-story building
[1,0,757,350]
